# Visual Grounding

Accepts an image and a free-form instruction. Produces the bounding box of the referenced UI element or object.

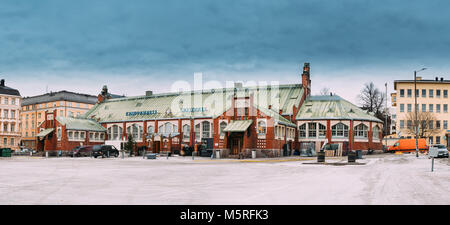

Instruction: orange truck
[387,139,429,153]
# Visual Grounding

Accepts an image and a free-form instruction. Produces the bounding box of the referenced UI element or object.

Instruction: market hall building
[36,63,384,157]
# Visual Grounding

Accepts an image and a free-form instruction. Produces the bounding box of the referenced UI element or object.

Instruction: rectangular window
[436,104,441,113]
[429,104,433,112]
[444,90,448,98]
[400,104,404,112]
[407,104,412,112]
[422,89,426,97]
[429,121,433,129]
[308,123,317,138]
[436,120,441,129]
[444,120,448,130]
[436,90,441,98]
[429,89,434,98]
[407,89,412,97]
[400,120,404,129]
[422,104,426,112]
[407,120,412,129]
[436,136,440,144]
[400,89,405,97]
[444,104,448,113]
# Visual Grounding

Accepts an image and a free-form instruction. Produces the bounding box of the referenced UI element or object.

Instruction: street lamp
[414,67,426,158]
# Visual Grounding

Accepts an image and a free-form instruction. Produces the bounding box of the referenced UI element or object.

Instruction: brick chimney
[97,85,110,103]
[0,79,4,87]
[302,63,311,96]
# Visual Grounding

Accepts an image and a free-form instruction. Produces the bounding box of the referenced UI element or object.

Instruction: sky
[1,0,450,105]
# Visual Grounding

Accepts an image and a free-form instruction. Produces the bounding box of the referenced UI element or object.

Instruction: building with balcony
[0,79,21,151]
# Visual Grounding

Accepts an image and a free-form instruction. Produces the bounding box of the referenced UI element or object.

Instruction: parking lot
[0,153,449,205]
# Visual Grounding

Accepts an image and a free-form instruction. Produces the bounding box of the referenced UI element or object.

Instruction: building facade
[391,77,449,147]
[37,63,384,157]
[36,110,106,152]
[21,91,97,150]
[0,79,22,151]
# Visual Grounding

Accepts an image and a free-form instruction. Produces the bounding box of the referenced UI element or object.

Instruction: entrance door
[153,141,161,153]
[230,138,242,155]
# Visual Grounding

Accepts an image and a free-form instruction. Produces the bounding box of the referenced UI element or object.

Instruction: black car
[92,145,119,158]
[70,146,93,157]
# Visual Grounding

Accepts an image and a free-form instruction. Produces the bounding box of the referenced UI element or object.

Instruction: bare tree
[404,112,441,138]
[319,87,330,95]
[358,82,386,116]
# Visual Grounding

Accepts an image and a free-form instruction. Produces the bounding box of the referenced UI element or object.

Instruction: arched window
[127,124,143,140]
[147,125,154,134]
[183,124,190,139]
[257,121,266,134]
[202,121,210,138]
[372,125,380,139]
[195,123,201,140]
[354,124,368,138]
[332,123,348,137]
[298,124,306,138]
[220,122,227,137]
[111,125,122,140]
[164,122,172,134]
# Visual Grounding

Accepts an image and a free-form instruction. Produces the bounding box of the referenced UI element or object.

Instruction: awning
[223,120,253,132]
[36,128,54,137]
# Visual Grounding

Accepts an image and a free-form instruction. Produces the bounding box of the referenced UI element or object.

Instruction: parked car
[70,146,93,157]
[428,144,449,158]
[92,145,119,158]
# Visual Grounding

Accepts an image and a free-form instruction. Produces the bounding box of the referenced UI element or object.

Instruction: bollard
[216,150,220,159]
[143,150,146,159]
[45,151,48,158]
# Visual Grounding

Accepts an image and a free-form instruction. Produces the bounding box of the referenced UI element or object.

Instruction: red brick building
[37,63,383,157]
[36,109,106,152]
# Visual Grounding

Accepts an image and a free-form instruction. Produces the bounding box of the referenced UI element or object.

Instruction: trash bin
[317,151,325,162]
[2,148,11,157]
[146,154,157,159]
[348,151,356,163]
[215,150,220,159]
[252,150,256,159]
[356,150,363,159]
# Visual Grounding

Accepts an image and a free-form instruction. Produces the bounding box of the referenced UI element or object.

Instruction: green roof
[36,128,54,137]
[83,84,303,123]
[223,120,253,132]
[56,116,106,132]
[295,95,382,123]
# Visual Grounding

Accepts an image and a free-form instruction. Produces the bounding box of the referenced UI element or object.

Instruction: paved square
[0,154,449,204]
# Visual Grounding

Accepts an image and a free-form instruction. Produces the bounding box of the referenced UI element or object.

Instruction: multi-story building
[21,91,98,150]
[0,79,22,151]
[392,76,450,147]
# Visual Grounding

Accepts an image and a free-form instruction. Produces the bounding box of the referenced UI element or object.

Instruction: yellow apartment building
[0,79,22,151]
[21,91,97,150]
[392,76,449,147]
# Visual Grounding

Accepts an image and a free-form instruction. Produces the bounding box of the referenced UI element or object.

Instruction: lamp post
[385,82,388,149]
[414,68,426,158]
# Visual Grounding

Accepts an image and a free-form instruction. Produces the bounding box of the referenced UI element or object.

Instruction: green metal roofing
[295,95,383,122]
[223,120,253,132]
[56,116,106,132]
[83,84,303,123]
[36,128,54,137]
[255,104,297,127]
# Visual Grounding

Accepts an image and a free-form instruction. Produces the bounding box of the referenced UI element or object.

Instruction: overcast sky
[1,0,450,105]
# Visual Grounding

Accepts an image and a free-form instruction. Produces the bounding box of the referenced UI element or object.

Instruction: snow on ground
[0,153,448,205]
